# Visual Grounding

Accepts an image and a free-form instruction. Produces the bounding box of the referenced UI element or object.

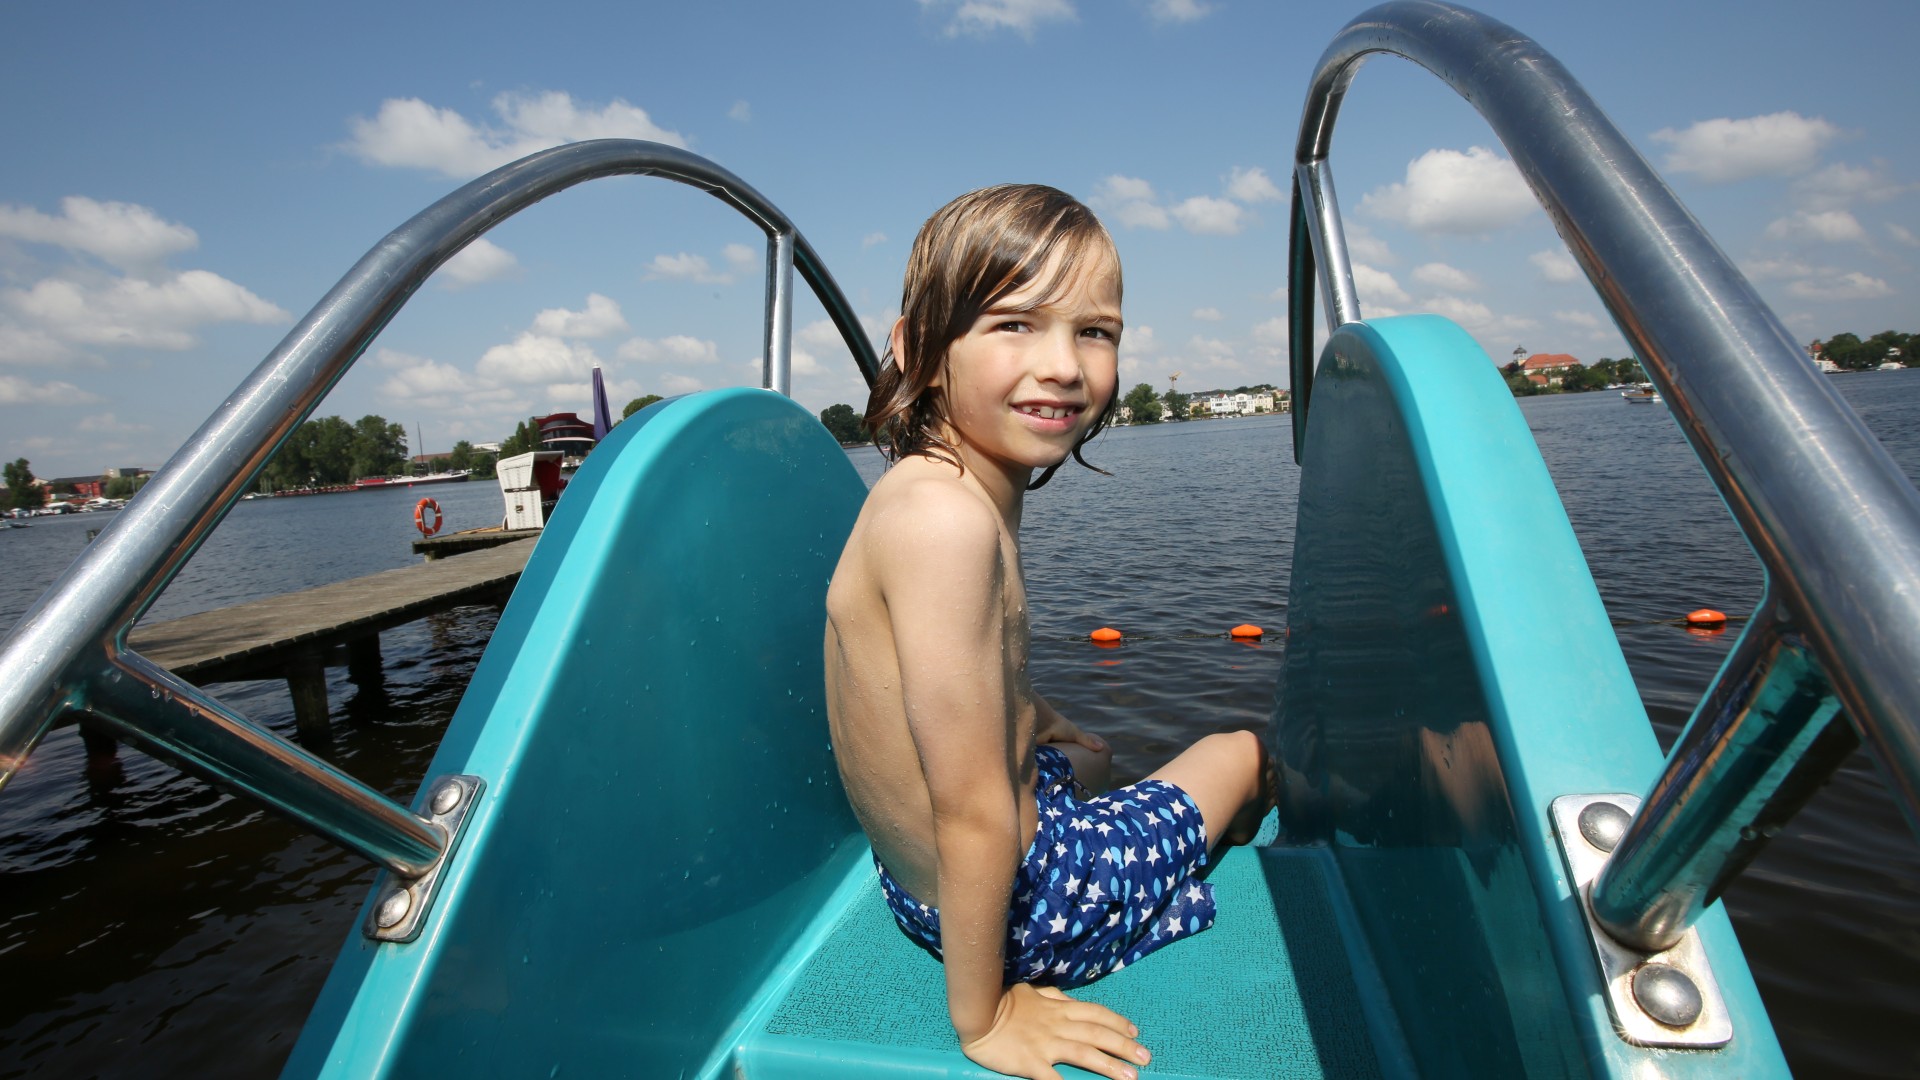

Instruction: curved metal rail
[1289,2,1920,952]
[0,140,881,883]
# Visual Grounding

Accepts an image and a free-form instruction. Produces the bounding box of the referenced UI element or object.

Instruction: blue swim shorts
[874,745,1216,989]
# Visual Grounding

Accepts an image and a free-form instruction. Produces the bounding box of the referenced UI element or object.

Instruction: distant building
[534,413,594,451]
[1517,351,1583,388]
[50,475,108,499]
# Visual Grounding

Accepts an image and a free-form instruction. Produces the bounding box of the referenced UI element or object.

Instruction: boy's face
[931,246,1121,481]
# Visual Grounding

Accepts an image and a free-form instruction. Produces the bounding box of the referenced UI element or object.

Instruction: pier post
[347,635,384,689]
[77,718,118,762]
[286,647,332,740]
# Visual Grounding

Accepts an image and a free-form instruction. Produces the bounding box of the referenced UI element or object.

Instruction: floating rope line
[1050,611,1746,644]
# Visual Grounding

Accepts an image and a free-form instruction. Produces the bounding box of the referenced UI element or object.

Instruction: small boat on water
[3,4,1918,1077]
[354,469,472,489]
[1622,383,1660,403]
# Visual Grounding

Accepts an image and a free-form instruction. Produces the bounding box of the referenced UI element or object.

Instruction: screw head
[1578,801,1632,852]
[375,888,413,929]
[430,780,464,816]
[1633,962,1704,1029]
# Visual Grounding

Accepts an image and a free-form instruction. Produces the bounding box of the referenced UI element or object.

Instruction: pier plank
[128,539,535,685]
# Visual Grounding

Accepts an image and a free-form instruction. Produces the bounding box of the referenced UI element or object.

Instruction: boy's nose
[1035,330,1083,383]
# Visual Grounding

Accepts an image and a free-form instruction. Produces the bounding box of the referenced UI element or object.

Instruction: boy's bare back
[823,454,1042,908]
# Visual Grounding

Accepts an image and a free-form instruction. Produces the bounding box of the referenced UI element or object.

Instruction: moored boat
[354,470,471,489]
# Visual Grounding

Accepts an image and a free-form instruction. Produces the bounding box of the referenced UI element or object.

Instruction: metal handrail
[1289,2,1920,950]
[0,140,880,883]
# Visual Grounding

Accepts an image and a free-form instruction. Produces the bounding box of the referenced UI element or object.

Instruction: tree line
[1503,356,1646,397]
[1818,330,1913,371]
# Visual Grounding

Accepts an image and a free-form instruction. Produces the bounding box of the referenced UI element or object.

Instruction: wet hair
[864,184,1120,491]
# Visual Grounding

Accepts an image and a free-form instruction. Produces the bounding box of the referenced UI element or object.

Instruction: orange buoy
[1685,609,1727,627]
[414,497,443,537]
[1090,627,1123,643]
[1229,624,1263,639]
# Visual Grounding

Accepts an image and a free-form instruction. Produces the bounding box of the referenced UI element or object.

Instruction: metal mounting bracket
[1549,794,1733,1049]
[363,774,484,943]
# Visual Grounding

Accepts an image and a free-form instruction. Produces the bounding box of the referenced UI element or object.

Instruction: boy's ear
[889,317,930,384]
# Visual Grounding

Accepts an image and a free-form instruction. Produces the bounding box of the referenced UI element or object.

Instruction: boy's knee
[1201,729,1262,762]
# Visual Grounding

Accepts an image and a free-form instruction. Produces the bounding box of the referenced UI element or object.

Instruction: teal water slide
[9,3,1920,1076]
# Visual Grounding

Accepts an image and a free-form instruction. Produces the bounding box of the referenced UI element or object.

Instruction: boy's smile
[918,246,1121,499]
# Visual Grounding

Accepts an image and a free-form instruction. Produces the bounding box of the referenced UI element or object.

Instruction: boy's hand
[960,983,1151,1080]
[1035,711,1105,753]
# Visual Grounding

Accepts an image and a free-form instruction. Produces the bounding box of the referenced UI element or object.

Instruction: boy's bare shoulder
[859,462,1005,575]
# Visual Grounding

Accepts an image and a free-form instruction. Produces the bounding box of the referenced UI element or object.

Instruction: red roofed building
[1518,352,1582,387]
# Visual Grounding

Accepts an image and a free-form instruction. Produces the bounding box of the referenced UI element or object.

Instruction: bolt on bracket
[1549,794,1733,1049]
[364,774,484,943]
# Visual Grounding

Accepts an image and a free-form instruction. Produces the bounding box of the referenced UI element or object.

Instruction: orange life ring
[414,497,442,537]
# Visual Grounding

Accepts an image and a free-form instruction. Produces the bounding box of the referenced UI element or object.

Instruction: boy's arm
[1033,694,1106,753]
[876,488,1147,1079]
[876,488,1020,1040]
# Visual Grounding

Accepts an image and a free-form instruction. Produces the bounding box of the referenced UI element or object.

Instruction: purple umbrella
[590,366,613,442]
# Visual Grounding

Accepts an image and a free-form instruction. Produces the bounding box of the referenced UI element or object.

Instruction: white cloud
[378,349,481,401]
[659,372,706,394]
[1423,295,1535,343]
[932,0,1076,37]
[1765,209,1868,244]
[617,334,723,365]
[0,324,87,367]
[76,411,147,433]
[0,373,98,404]
[0,196,197,273]
[1790,161,1909,211]
[1361,146,1536,234]
[1123,324,1158,356]
[1225,166,1283,204]
[1530,249,1581,284]
[1555,310,1603,330]
[476,332,600,385]
[862,231,888,249]
[4,270,287,351]
[1093,175,1170,230]
[1191,307,1223,321]
[1148,0,1212,21]
[438,237,520,287]
[1889,224,1920,248]
[1742,256,1814,281]
[1652,112,1842,184]
[530,293,629,338]
[344,91,687,179]
[1341,222,1394,265]
[1251,317,1288,345]
[1787,272,1892,301]
[728,100,751,123]
[1412,262,1478,292]
[1352,263,1410,307]
[722,243,758,269]
[644,252,732,284]
[1170,195,1245,236]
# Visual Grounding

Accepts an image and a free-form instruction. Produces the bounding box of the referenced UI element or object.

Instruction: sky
[2,0,1915,479]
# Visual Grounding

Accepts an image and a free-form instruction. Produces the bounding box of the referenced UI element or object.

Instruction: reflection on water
[3,375,1919,1077]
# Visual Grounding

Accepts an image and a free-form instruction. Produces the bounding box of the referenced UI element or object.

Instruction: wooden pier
[114,538,537,738]
[411,527,542,559]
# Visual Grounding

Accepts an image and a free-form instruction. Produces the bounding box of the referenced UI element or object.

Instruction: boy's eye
[1082,326,1116,341]
[996,320,1030,333]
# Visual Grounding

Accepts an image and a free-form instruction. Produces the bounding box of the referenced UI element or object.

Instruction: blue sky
[2,0,1915,478]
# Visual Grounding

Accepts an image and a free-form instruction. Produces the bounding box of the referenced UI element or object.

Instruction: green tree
[623,394,664,419]
[350,415,407,479]
[448,440,474,472]
[498,418,540,459]
[1162,388,1189,421]
[5,458,38,511]
[1121,383,1162,423]
[104,474,149,499]
[1822,332,1868,370]
[819,403,868,444]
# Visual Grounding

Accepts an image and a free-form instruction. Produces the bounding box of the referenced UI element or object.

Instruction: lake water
[4,373,1918,1077]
